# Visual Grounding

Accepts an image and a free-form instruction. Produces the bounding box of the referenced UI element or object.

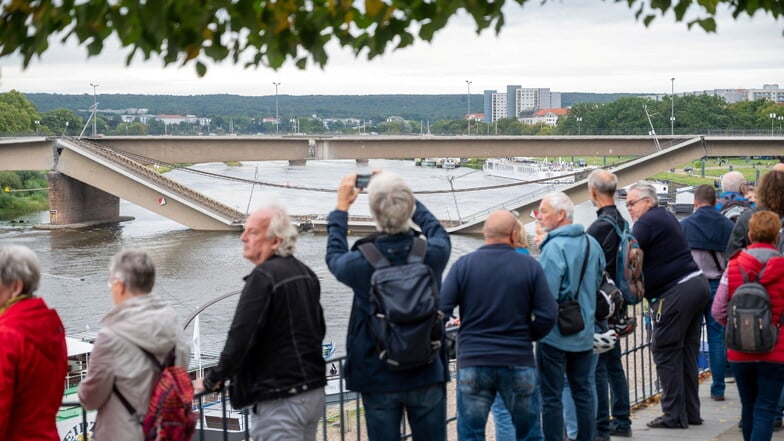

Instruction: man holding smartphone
[325,171,452,441]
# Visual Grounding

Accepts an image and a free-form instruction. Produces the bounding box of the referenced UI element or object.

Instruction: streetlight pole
[272,82,281,134]
[670,77,675,136]
[465,80,472,135]
[576,117,583,136]
[90,83,99,137]
[779,115,783,134]
[770,112,777,136]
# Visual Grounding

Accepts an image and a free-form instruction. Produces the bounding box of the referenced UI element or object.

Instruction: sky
[0,1,782,97]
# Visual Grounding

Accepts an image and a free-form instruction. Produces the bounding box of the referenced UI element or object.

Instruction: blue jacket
[538,224,605,352]
[681,206,735,252]
[440,243,557,369]
[325,200,451,393]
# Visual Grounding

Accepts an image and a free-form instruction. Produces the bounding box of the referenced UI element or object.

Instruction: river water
[0,159,605,356]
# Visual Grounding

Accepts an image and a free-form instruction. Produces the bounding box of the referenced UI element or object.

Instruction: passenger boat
[483,157,580,184]
[420,158,437,167]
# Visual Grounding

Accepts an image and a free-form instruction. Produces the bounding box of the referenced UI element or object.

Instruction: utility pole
[90,83,99,137]
[465,80,472,135]
[273,82,281,134]
[670,77,675,136]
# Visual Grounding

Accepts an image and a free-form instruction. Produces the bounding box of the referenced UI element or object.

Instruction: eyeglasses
[626,197,648,209]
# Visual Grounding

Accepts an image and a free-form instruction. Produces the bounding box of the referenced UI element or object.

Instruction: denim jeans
[362,382,446,441]
[537,343,595,441]
[731,361,784,441]
[595,342,631,437]
[492,393,516,441]
[703,278,728,397]
[563,353,598,440]
[457,366,538,441]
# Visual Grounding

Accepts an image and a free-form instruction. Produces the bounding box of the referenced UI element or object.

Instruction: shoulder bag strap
[709,250,725,274]
[112,343,171,422]
[571,235,590,301]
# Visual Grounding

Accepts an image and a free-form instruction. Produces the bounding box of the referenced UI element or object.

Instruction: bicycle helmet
[610,316,637,337]
[593,329,618,354]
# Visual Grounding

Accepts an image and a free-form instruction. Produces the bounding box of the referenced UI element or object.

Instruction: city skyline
[0,2,782,97]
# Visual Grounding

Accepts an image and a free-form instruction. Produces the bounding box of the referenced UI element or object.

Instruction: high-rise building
[506,85,521,119]
[484,90,507,123]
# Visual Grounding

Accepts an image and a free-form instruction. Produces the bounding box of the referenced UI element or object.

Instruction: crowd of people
[3,164,784,441]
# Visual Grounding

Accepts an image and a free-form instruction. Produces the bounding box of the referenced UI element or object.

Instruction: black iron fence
[60,315,702,441]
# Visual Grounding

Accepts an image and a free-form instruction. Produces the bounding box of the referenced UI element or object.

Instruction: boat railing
[60,322,714,440]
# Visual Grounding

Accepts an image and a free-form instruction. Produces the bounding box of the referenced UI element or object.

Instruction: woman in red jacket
[713,210,784,441]
[0,245,68,441]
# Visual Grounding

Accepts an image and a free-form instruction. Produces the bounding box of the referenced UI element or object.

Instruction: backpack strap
[596,215,626,239]
[112,344,176,423]
[358,237,426,268]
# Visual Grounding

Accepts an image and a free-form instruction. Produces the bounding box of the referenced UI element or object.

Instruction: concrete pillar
[47,171,120,225]
[356,159,370,167]
[289,159,307,166]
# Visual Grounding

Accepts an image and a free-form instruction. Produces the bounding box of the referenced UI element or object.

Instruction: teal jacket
[539,223,606,352]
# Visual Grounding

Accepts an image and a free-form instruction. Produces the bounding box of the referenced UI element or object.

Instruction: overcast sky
[0,1,782,97]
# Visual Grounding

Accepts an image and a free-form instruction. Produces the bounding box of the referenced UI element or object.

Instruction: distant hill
[25,92,649,121]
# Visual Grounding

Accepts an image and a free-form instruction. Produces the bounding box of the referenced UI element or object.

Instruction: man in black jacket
[196,205,326,441]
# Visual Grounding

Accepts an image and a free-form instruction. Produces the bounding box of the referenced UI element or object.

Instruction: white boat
[442,158,457,169]
[483,157,579,184]
[421,158,437,167]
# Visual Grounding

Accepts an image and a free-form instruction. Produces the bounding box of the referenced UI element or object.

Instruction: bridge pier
[289,159,307,166]
[356,159,370,167]
[46,171,124,226]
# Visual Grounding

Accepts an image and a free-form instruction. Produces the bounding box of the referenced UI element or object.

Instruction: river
[0,159,605,357]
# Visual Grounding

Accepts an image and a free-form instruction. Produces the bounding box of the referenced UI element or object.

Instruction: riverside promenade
[622,376,784,441]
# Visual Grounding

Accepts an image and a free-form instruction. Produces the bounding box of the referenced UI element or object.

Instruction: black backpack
[720,199,752,223]
[358,237,443,371]
[725,249,784,353]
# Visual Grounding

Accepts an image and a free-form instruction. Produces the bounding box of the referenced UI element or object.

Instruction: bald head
[484,210,518,245]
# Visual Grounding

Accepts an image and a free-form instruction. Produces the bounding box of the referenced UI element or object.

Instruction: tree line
[2,90,782,137]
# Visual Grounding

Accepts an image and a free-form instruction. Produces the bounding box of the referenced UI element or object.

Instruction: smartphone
[355,174,372,189]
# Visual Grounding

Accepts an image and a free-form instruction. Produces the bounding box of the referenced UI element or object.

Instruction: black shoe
[774,419,783,432]
[711,394,725,401]
[610,426,632,437]
[647,416,681,429]
[689,418,704,426]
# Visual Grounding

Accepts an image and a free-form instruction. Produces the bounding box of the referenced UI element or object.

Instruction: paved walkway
[626,376,784,441]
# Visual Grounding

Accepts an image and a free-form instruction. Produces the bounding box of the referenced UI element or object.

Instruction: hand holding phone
[355,174,372,189]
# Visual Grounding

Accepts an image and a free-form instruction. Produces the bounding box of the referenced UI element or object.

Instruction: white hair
[721,171,746,193]
[543,192,574,221]
[367,172,415,234]
[0,245,40,295]
[265,205,298,257]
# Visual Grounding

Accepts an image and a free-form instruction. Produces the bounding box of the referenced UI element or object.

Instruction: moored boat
[483,157,579,184]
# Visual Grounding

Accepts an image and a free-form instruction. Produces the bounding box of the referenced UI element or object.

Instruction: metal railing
[60,318,687,441]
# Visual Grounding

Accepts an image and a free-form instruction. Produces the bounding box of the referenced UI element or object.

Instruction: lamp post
[770,112,777,136]
[272,82,281,134]
[89,83,99,137]
[465,80,472,135]
[576,117,583,135]
[670,77,675,136]
[34,120,40,135]
[779,115,783,134]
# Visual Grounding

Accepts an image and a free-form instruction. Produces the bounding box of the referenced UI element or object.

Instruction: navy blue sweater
[439,244,557,368]
[633,206,699,300]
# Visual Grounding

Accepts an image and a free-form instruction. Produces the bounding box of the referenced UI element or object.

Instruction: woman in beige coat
[79,249,189,441]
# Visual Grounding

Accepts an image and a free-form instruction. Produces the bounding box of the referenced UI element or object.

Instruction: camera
[355,174,372,189]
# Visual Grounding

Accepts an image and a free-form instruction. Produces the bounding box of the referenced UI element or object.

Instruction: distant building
[748,84,784,104]
[519,108,569,126]
[483,90,507,123]
[484,85,562,121]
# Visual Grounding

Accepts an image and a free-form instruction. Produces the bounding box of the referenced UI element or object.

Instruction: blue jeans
[704,278,728,397]
[595,342,631,437]
[537,343,595,441]
[362,383,446,441]
[731,361,784,441]
[492,393,516,441]
[457,366,539,441]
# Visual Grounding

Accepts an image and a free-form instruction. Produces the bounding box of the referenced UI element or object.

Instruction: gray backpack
[725,249,783,353]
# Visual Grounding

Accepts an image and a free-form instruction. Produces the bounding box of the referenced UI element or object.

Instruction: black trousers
[650,275,711,427]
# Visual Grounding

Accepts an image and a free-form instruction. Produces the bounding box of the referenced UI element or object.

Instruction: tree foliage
[1,0,781,77]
